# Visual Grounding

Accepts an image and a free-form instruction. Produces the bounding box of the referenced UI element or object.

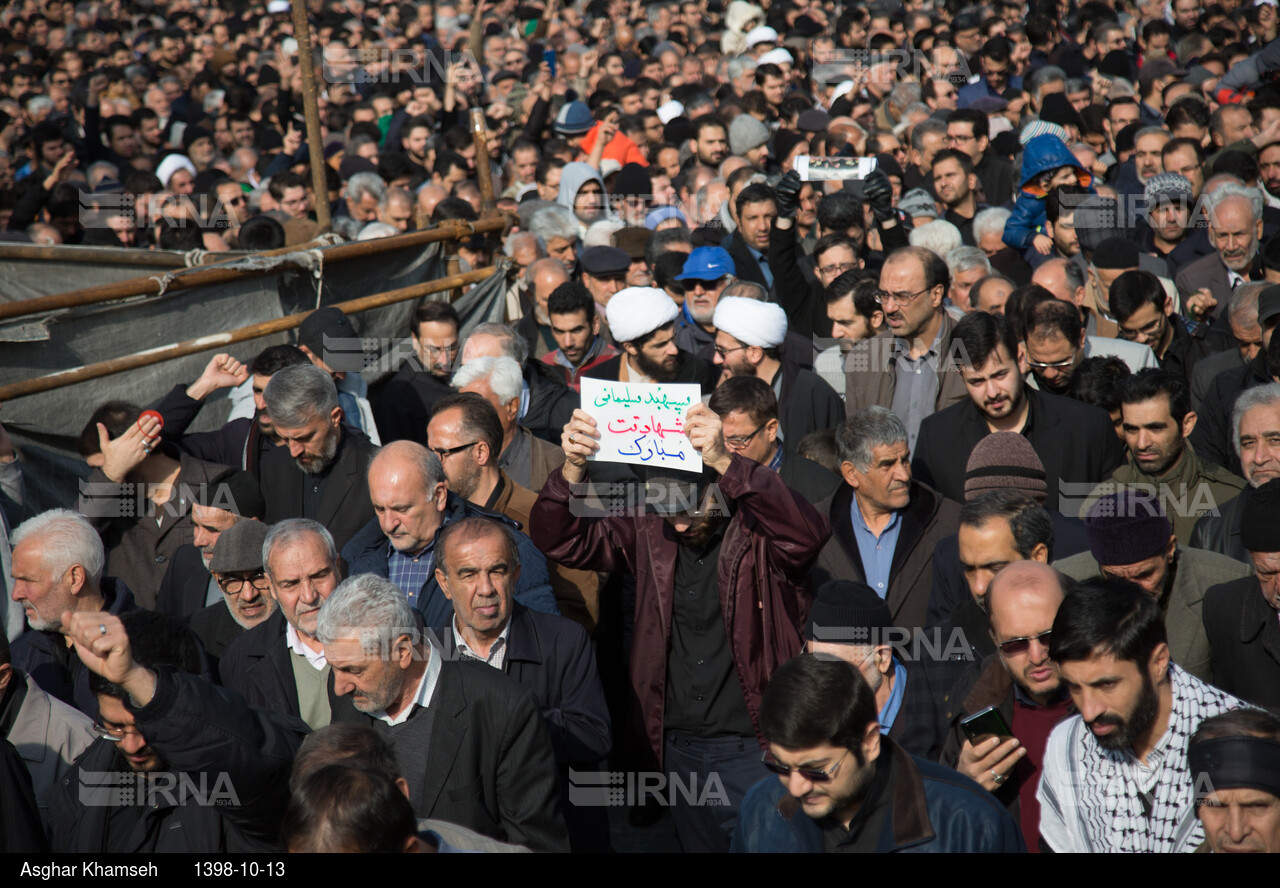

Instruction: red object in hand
[137,410,164,433]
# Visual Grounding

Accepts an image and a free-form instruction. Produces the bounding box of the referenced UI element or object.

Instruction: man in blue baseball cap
[674,246,737,355]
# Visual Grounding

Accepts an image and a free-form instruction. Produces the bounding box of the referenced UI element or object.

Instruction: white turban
[757,48,794,66]
[606,287,681,344]
[155,153,197,187]
[713,296,788,348]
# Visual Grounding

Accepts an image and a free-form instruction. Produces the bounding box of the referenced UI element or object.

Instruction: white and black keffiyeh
[1037,665,1244,853]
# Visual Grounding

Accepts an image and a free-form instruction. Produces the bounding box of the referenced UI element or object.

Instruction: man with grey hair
[1191,282,1266,412]
[376,186,414,233]
[320,573,569,851]
[503,231,547,325]
[1026,65,1067,112]
[1176,184,1268,323]
[342,440,557,625]
[1191,382,1280,561]
[9,509,135,718]
[335,171,386,239]
[905,118,947,192]
[811,406,961,631]
[222,519,342,730]
[454,356,567,491]
[460,321,579,445]
[947,246,991,312]
[529,205,581,275]
[260,364,377,553]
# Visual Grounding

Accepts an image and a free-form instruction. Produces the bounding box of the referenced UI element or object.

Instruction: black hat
[1241,479,1280,553]
[183,124,213,150]
[579,245,630,276]
[1093,236,1140,269]
[797,109,831,133]
[805,580,895,644]
[298,306,357,356]
[194,467,267,520]
[1097,49,1137,82]
[338,155,379,179]
[663,116,693,146]
[614,162,652,198]
[1040,92,1085,131]
[1258,285,1280,326]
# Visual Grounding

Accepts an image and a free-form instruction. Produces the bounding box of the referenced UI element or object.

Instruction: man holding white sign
[530,399,830,854]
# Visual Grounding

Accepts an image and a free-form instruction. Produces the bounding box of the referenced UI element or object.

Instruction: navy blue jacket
[731,738,1025,853]
[342,492,560,627]
[10,578,134,720]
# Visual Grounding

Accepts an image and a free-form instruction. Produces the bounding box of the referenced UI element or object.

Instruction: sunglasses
[762,749,850,783]
[997,630,1052,656]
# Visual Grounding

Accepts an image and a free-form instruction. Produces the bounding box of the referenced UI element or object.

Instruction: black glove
[774,170,803,220]
[864,169,895,224]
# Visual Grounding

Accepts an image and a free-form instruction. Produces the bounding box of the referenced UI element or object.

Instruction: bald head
[367,441,447,553]
[528,257,571,322]
[987,561,1066,636]
[416,183,448,220]
[1031,258,1078,305]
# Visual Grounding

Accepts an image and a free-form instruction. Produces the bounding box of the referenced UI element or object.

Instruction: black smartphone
[960,705,1013,744]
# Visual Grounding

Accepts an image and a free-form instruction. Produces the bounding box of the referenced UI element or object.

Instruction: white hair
[452,355,525,404]
[529,205,580,243]
[584,219,624,248]
[1206,183,1264,225]
[946,246,991,275]
[1233,382,1280,460]
[346,171,387,204]
[357,222,399,240]
[908,219,963,259]
[263,518,338,579]
[504,230,547,259]
[316,573,417,649]
[11,509,104,587]
[973,207,1011,246]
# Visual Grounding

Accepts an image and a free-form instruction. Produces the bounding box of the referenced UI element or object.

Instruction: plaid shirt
[387,545,435,609]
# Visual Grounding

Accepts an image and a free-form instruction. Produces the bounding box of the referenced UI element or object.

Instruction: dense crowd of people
[5,0,1280,856]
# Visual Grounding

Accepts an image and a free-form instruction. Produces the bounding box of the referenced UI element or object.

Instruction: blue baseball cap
[675,246,735,281]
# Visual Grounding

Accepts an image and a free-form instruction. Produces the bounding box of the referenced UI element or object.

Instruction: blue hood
[1018,134,1092,193]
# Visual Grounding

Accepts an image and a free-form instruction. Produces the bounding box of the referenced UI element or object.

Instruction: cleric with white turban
[606,287,681,344]
[713,297,788,348]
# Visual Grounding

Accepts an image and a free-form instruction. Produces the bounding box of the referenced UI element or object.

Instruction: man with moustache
[44,609,306,852]
[940,561,1073,850]
[187,520,275,670]
[1191,383,1280,560]
[1203,479,1280,710]
[731,654,1024,852]
[220,520,342,730]
[1188,710,1280,853]
[581,286,718,393]
[844,247,969,452]
[1038,577,1245,853]
[913,311,1124,513]
[673,246,736,357]
[541,283,618,392]
[259,364,377,554]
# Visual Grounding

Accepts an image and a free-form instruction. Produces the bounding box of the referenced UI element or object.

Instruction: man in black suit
[1204,479,1280,711]
[189,519,274,672]
[707,376,839,504]
[220,519,342,730]
[913,311,1125,514]
[431,517,611,851]
[154,345,310,479]
[320,573,569,852]
[156,467,265,619]
[373,301,460,447]
[725,183,778,298]
[711,295,845,447]
[259,364,377,554]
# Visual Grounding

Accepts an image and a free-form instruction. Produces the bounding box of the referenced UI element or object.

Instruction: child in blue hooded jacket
[1002,133,1095,255]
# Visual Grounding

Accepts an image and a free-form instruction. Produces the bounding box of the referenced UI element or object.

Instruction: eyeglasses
[1025,355,1077,370]
[874,286,931,306]
[93,721,144,741]
[762,749,850,783]
[432,441,479,460]
[819,261,857,277]
[724,424,765,449]
[713,344,748,359]
[1118,316,1165,342]
[218,572,271,594]
[997,630,1053,656]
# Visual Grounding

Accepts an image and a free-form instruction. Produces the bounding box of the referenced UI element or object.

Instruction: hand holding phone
[958,706,1024,792]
